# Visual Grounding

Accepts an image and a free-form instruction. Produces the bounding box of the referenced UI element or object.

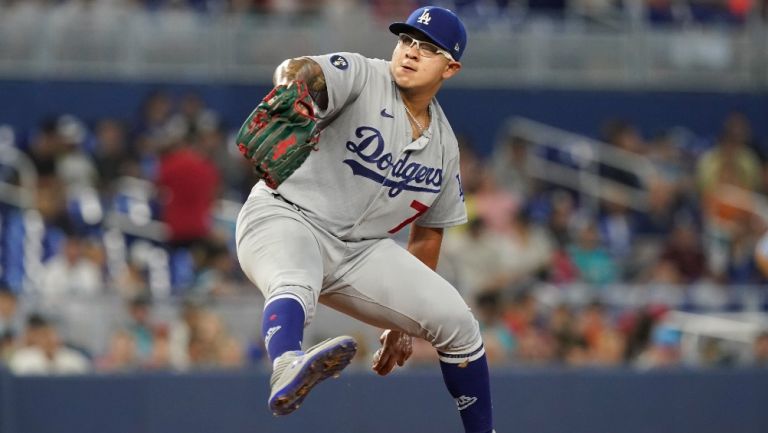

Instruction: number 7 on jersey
[388,200,430,234]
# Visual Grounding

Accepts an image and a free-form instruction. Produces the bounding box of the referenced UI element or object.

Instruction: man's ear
[443,61,462,79]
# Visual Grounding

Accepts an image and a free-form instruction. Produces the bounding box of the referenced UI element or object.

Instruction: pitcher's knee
[265,284,319,326]
[426,307,483,357]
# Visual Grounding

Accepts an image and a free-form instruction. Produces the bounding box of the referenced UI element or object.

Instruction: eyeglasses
[397,33,455,61]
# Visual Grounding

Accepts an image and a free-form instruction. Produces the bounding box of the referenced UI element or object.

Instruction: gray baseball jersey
[250,52,467,240]
[236,52,481,363]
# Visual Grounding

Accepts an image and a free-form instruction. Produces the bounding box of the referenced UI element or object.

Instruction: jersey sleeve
[416,154,468,228]
[304,52,369,121]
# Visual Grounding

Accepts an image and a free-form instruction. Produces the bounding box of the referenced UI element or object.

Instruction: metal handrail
[105,176,168,242]
[503,116,654,212]
[665,310,765,343]
[0,142,38,209]
[503,116,768,229]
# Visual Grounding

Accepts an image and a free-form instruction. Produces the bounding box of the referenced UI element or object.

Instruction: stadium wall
[0,80,766,157]
[0,368,766,433]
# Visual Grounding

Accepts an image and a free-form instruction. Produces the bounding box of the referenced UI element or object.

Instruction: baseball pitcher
[235,6,495,433]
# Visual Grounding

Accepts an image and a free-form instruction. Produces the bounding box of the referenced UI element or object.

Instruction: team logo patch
[456,174,464,202]
[330,55,348,70]
[417,9,431,25]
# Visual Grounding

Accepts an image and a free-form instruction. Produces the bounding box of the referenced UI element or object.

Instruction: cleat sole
[269,337,357,416]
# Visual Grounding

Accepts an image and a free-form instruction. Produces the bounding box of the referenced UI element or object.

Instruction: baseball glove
[236,80,321,188]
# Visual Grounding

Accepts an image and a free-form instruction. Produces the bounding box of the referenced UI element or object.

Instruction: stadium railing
[501,116,768,220]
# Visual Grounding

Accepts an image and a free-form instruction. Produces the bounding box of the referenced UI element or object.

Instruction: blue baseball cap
[389,6,467,61]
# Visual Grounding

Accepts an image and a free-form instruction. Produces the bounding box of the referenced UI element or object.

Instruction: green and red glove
[236,80,321,189]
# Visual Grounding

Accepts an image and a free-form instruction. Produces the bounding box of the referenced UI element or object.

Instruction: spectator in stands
[622,306,666,362]
[590,326,625,366]
[171,92,220,140]
[698,336,736,367]
[124,295,162,363]
[192,241,239,297]
[491,136,532,198]
[563,336,590,366]
[96,329,140,372]
[542,191,583,284]
[187,309,243,369]
[503,292,554,365]
[599,119,646,190]
[155,133,220,251]
[27,118,62,182]
[634,325,682,370]
[567,219,619,287]
[598,199,635,265]
[456,135,483,198]
[659,220,708,284]
[632,181,696,281]
[40,233,104,299]
[547,304,580,363]
[724,220,764,284]
[132,90,174,180]
[217,334,246,368]
[505,207,554,285]
[472,171,520,234]
[168,298,203,370]
[547,189,577,248]
[146,325,172,370]
[114,257,152,300]
[751,331,768,367]
[475,291,516,365]
[8,314,90,375]
[646,131,696,193]
[634,180,681,240]
[0,288,20,363]
[575,301,617,362]
[0,287,20,341]
[697,129,761,231]
[440,218,515,302]
[92,118,133,189]
[55,114,98,189]
[720,111,761,161]
[195,123,250,199]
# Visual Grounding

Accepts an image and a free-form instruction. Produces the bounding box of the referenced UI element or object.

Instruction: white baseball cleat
[268,335,358,416]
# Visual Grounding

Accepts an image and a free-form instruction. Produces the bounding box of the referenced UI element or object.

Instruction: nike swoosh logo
[380,108,394,118]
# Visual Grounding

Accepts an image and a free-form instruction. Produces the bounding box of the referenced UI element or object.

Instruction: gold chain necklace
[404,104,430,135]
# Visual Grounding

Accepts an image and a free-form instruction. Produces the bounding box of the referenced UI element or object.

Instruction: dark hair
[27,313,50,329]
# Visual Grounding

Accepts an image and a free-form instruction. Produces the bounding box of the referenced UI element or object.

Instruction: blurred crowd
[0,289,263,374]
[0,89,767,373]
[435,111,768,368]
[0,0,765,25]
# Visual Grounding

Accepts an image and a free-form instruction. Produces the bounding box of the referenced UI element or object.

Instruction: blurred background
[1,1,768,432]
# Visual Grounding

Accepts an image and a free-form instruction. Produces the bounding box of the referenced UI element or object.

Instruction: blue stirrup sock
[261,297,306,362]
[439,352,494,433]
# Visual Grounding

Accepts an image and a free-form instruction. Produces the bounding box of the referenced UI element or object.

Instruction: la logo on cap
[417,9,431,25]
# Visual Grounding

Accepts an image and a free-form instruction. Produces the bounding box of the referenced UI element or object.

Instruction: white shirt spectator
[41,255,103,297]
[9,346,90,375]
